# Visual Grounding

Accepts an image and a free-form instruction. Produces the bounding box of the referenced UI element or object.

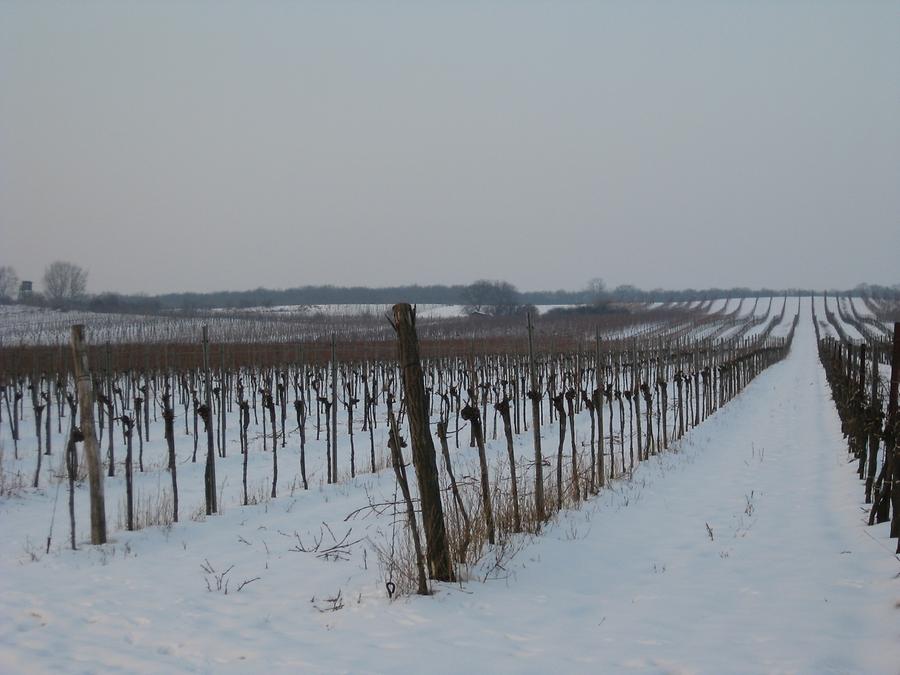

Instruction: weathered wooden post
[331,333,338,483]
[595,329,606,486]
[202,326,217,515]
[527,311,546,521]
[105,342,114,477]
[122,414,134,531]
[391,303,454,581]
[633,346,644,462]
[70,325,107,545]
[162,380,179,523]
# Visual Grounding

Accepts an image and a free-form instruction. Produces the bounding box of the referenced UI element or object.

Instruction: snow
[0,303,592,345]
[812,296,838,340]
[851,297,876,319]
[753,297,774,318]
[707,298,729,313]
[833,298,865,343]
[1,308,898,673]
[218,303,469,319]
[737,298,781,341]
[219,303,583,319]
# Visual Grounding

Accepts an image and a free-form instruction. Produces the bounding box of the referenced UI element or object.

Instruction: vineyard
[1,297,897,673]
[813,298,900,543]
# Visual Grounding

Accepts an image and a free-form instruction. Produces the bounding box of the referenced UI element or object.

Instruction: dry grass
[0,445,27,498]
[115,483,174,531]
[375,442,631,597]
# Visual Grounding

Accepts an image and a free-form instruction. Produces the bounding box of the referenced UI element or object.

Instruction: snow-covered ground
[1,309,898,673]
[707,298,729,314]
[214,303,469,319]
[752,297,773,318]
[226,303,580,319]
[812,296,838,340]
[738,298,778,341]
[0,303,620,345]
[850,297,876,319]
[0,299,801,349]
[832,298,865,343]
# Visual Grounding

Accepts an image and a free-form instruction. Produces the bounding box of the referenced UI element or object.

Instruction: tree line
[3,261,898,313]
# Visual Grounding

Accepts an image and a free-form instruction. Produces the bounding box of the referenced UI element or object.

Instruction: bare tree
[585,277,610,308]
[0,266,18,301]
[43,261,88,306]
[462,279,531,317]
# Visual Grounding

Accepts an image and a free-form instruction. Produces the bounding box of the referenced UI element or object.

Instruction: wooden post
[220,348,227,457]
[595,329,606,486]
[391,304,454,582]
[105,342,114,477]
[70,325,106,545]
[202,326,217,515]
[633,346,643,462]
[144,372,150,441]
[122,415,134,531]
[162,379,179,523]
[527,312,545,521]
[331,333,338,483]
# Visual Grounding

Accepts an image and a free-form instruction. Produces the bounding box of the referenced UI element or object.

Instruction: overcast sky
[1,1,897,295]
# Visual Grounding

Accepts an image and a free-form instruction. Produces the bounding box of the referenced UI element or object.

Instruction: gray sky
[1,1,898,295]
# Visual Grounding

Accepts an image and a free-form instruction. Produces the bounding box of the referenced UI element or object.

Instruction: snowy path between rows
[2,314,898,674]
